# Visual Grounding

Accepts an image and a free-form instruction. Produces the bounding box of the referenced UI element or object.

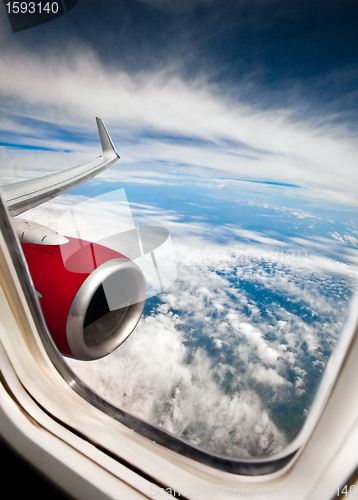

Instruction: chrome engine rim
[66,258,146,360]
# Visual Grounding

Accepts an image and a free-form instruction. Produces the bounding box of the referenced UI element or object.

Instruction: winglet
[96,117,120,159]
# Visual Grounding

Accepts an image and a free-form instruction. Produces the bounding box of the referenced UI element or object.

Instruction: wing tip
[96,117,120,159]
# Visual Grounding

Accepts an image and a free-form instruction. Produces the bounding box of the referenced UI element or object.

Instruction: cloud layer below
[63,199,358,458]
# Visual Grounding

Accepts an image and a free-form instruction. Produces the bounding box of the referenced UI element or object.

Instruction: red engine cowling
[21,237,146,360]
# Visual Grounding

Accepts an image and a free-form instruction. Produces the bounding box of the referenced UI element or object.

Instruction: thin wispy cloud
[1,44,358,205]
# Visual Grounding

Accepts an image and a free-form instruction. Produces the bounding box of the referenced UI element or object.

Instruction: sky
[1,0,358,460]
[1,0,358,204]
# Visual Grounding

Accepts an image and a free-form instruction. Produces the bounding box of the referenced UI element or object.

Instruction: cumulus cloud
[64,199,358,458]
[332,232,358,247]
[70,309,287,458]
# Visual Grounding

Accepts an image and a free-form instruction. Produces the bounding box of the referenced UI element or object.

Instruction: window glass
[65,180,358,457]
[3,154,357,459]
[1,0,358,462]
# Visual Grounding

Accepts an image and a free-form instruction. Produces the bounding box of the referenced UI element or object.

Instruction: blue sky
[1,0,358,205]
[1,0,358,459]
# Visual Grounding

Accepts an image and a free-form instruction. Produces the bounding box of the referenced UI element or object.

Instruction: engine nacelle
[21,237,146,360]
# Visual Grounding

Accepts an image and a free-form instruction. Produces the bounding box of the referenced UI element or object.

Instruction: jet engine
[21,237,146,361]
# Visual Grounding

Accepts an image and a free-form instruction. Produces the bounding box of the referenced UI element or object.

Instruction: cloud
[69,310,287,458]
[2,45,358,205]
[332,232,358,247]
[230,228,288,247]
[63,199,358,457]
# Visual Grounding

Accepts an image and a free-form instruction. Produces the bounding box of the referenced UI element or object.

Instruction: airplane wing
[1,117,120,216]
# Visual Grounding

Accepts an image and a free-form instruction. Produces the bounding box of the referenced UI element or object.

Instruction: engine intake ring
[66,258,146,360]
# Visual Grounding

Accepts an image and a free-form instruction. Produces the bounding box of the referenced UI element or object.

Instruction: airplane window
[1,1,358,474]
[2,130,357,467]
